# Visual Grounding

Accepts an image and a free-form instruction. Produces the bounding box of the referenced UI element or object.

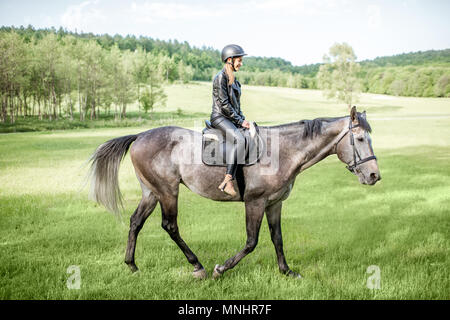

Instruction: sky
[1,0,449,66]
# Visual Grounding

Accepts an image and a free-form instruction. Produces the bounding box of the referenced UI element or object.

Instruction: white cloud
[60,0,106,32]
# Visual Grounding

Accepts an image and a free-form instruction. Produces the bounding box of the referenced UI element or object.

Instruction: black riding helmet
[221,44,247,63]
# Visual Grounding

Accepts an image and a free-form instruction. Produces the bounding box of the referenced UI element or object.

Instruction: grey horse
[88,106,381,279]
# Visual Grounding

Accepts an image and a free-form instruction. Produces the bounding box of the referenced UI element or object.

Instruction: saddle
[201,120,264,167]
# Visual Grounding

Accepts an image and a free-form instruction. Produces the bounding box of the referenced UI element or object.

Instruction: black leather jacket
[210,68,245,127]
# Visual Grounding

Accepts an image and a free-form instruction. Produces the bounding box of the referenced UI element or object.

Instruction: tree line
[359,65,450,97]
[1,26,449,124]
[0,30,197,123]
[239,52,450,98]
[316,43,450,110]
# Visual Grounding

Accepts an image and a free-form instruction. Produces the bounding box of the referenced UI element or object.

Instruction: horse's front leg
[213,198,266,278]
[266,200,302,278]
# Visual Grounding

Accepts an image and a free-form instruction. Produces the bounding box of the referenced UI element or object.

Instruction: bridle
[335,117,377,173]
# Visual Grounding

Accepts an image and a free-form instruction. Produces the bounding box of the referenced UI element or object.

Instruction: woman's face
[230,57,243,71]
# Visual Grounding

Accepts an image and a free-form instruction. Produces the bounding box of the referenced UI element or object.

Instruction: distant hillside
[241,49,450,97]
[360,49,450,68]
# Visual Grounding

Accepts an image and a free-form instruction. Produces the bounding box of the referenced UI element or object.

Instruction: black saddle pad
[201,120,264,167]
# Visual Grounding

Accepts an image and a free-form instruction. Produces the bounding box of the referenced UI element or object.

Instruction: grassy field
[0,82,449,299]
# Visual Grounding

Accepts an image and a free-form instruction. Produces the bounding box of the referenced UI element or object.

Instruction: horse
[87,106,381,279]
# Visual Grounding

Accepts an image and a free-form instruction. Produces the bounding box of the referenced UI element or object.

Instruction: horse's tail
[87,134,138,215]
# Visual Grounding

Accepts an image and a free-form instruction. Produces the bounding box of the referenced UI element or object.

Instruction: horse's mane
[262,113,372,139]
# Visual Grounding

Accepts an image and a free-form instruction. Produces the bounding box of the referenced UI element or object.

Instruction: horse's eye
[357,137,364,142]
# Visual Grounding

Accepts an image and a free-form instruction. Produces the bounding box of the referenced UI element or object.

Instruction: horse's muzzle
[366,172,381,185]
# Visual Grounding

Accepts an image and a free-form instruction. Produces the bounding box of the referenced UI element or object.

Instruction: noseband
[336,117,377,173]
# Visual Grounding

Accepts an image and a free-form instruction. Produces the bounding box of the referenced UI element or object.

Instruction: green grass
[0,109,209,133]
[0,83,449,299]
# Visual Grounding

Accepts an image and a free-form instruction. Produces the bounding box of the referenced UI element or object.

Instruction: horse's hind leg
[160,194,207,279]
[125,191,158,273]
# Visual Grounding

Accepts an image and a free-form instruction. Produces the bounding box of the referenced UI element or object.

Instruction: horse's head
[336,106,381,185]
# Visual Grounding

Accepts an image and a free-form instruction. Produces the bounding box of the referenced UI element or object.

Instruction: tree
[35,33,62,120]
[131,46,149,117]
[139,86,167,115]
[139,52,167,116]
[177,60,194,84]
[389,79,405,96]
[317,42,361,111]
[434,74,450,97]
[158,53,177,82]
[0,31,28,123]
[59,35,78,120]
[107,45,135,119]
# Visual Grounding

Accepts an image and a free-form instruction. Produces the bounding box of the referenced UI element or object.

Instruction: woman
[211,44,251,197]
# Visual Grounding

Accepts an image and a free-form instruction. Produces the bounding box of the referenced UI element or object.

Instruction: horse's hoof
[286,270,302,279]
[127,262,139,273]
[132,270,141,276]
[192,268,208,280]
[212,264,223,279]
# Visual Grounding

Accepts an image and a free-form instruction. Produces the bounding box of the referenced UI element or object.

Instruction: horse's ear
[350,106,357,122]
[362,110,367,119]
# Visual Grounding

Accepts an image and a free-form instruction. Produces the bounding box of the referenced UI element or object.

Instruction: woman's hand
[241,120,250,129]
